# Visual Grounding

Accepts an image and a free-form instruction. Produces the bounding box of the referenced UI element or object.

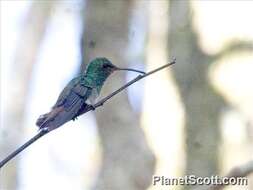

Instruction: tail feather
[35,106,67,131]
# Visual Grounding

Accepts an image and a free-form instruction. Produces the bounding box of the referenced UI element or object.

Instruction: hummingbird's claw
[72,116,78,121]
[90,104,96,111]
[40,127,49,133]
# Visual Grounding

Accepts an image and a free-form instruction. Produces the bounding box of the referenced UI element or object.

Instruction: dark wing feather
[53,77,81,108]
[53,76,92,112]
[63,84,92,111]
[52,78,78,108]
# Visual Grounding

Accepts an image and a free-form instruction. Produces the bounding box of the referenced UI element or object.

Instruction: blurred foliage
[0,0,252,190]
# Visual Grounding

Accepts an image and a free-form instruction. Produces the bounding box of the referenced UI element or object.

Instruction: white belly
[88,88,99,105]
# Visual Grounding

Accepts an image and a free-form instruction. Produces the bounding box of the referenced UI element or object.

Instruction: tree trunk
[168,0,225,180]
[0,2,53,189]
[81,1,155,190]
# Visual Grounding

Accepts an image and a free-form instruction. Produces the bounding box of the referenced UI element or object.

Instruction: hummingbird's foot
[40,127,49,133]
[72,116,78,121]
[90,104,96,111]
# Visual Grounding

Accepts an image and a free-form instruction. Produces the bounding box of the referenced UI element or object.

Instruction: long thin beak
[115,67,145,74]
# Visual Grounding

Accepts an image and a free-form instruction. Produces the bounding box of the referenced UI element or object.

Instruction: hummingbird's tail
[36,106,76,131]
[36,103,89,131]
[36,107,65,131]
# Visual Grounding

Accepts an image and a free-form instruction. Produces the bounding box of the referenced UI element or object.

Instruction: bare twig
[193,160,253,190]
[208,160,253,190]
[0,59,176,169]
[0,129,48,168]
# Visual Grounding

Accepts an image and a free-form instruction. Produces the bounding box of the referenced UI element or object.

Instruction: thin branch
[193,160,253,190]
[0,129,48,168]
[207,160,253,190]
[0,58,176,169]
[89,58,176,110]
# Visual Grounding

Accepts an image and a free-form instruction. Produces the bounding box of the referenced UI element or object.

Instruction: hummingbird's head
[86,57,116,78]
[85,57,145,86]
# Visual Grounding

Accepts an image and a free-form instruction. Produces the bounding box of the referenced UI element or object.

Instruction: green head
[85,57,145,86]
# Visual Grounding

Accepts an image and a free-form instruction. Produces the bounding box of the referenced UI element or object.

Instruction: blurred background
[0,0,253,190]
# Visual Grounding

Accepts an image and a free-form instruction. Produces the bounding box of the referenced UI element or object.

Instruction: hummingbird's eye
[103,64,113,69]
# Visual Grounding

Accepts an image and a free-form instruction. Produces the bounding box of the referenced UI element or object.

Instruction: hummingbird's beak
[114,67,145,74]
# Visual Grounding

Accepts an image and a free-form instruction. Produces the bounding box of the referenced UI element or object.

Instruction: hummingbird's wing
[36,77,92,131]
[52,77,81,108]
[60,82,92,112]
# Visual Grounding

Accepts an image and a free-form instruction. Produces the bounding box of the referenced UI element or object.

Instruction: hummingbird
[36,57,145,132]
